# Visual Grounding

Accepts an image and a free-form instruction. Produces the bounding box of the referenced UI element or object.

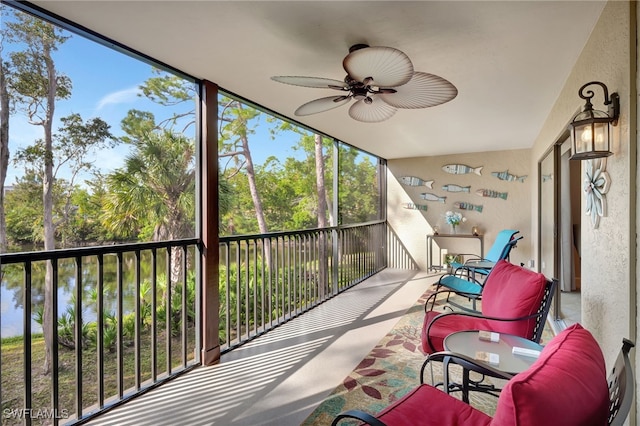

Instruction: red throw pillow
[491,324,609,426]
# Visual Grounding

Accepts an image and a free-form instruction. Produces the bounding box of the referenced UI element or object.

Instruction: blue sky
[5,8,303,187]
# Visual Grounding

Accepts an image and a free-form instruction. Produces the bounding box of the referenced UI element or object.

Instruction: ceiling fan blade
[343,46,413,88]
[348,97,397,123]
[380,72,458,109]
[271,76,348,89]
[295,96,352,116]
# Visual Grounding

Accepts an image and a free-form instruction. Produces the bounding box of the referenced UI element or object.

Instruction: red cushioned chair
[332,324,635,426]
[422,260,556,354]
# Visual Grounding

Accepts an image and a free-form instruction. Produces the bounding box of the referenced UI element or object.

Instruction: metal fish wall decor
[403,203,428,211]
[442,164,483,176]
[399,176,434,188]
[454,201,483,212]
[420,193,447,203]
[542,174,553,183]
[491,170,527,183]
[442,184,471,193]
[476,189,508,200]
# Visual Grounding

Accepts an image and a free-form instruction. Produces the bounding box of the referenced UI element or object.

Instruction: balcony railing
[0,239,199,425]
[0,221,416,424]
[218,221,390,352]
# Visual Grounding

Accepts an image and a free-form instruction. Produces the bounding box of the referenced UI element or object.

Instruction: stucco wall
[387,149,532,270]
[529,0,635,371]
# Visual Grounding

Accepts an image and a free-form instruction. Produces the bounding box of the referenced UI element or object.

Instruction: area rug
[302,287,511,425]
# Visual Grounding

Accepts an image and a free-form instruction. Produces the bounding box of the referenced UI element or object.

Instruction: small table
[443,331,544,402]
[426,233,484,272]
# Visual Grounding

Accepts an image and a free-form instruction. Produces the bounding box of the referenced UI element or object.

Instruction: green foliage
[31,270,197,352]
[4,172,44,244]
[101,130,195,241]
[3,12,72,108]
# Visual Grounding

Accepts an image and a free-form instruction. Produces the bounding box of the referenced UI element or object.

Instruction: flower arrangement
[445,211,466,227]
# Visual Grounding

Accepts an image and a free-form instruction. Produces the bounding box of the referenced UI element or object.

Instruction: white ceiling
[32,1,606,160]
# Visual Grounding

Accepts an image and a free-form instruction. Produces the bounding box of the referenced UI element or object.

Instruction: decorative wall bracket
[584,158,610,229]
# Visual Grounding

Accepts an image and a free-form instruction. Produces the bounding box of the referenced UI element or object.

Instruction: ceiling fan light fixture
[349,96,397,123]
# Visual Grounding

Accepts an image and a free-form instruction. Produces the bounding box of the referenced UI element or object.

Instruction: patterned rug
[301,288,518,425]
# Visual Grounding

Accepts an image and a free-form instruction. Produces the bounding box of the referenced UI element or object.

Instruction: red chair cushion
[421,310,494,353]
[376,384,492,426]
[491,323,609,426]
[480,260,547,338]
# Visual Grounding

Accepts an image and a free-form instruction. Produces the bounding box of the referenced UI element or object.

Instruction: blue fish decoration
[442,184,471,193]
[403,203,428,211]
[420,193,447,203]
[476,189,508,200]
[399,176,434,188]
[442,164,483,176]
[491,170,527,183]
[454,201,483,212]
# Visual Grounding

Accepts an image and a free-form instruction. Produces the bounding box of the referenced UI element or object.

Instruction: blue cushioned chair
[436,231,522,310]
[449,229,520,276]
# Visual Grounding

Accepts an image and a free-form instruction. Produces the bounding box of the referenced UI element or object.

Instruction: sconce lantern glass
[569,81,619,160]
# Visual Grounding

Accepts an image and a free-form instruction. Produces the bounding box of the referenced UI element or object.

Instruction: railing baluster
[286,235,291,317]
[75,256,83,418]
[235,242,241,344]
[23,261,32,426]
[267,238,273,329]
[252,239,258,337]
[116,252,124,398]
[135,250,141,390]
[260,239,265,333]
[151,248,157,382]
[224,243,231,349]
[51,259,59,425]
[244,240,249,339]
[182,245,188,368]
[97,254,104,408]
[165,247,172,375]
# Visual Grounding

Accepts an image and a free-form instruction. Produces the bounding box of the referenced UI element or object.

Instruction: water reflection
[1,251,170,338]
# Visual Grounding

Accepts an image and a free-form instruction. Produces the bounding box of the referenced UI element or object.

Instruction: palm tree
[102,130,195,281]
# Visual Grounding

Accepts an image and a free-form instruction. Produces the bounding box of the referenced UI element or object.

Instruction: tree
[6,12,116,374]
[101,124,195,281]
[4,12,71,374]
[0,26,10,253]
[219,98,268,234]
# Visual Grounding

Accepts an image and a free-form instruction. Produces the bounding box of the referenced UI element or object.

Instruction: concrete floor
[86,268,437,426]
[559,290,581,328]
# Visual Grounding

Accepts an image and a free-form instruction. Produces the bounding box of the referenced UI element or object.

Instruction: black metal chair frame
[608,338,635,425]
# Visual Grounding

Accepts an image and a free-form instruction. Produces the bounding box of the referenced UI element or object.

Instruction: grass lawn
[1,329,196,425]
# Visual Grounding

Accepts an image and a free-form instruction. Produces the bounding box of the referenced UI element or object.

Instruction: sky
[4,5,304,188]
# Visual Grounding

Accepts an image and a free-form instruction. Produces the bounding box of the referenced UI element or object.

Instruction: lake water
[1,280,80,338]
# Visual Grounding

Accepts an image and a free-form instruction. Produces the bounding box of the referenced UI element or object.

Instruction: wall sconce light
[569,81,619,160]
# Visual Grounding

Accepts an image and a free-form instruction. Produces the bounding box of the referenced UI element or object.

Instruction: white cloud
[96,86,141,111]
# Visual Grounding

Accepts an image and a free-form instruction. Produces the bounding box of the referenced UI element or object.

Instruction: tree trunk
[0,54,9,253]
[314,134,330,297]
[240,134,267,235]
[41,44,58,375]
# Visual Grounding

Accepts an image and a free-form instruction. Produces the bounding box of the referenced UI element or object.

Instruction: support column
[201,80,220,365]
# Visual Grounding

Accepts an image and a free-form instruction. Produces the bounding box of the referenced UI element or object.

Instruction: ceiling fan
[271,44,458,123]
